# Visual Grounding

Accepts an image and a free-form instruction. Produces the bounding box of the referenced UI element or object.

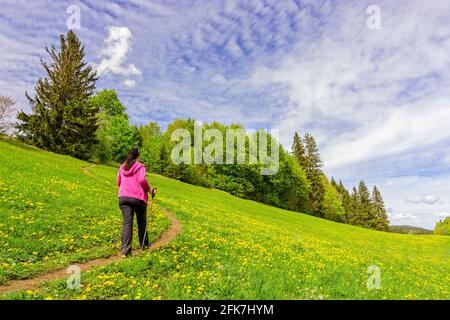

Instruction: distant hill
[389,225,433,235]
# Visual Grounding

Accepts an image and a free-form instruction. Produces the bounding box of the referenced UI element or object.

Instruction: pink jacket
[117,162,151,203]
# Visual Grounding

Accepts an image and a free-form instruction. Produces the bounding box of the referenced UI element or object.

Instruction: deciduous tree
[0,95,15,134]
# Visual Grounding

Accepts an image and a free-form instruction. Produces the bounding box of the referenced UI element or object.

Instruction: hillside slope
[1,139,449,299]
[0,139,170,285]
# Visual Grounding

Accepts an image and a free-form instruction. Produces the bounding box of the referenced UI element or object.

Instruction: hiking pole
[141,188,157,253]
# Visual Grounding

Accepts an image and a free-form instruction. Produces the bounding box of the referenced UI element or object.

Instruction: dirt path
[80,164,96,176]
[0,209,182,295]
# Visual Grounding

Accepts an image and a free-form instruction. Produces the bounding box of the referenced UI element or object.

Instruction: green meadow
[0,139,449,300]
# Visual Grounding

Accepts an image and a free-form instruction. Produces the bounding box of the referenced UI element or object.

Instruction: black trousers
[118,197,149,255]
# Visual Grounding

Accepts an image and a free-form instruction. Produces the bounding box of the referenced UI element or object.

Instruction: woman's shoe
[120,252,132,258]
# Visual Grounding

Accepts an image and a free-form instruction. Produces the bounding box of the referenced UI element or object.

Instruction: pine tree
[303,133,325,216]
[358,180,371,206]
[291,132,306,168]
[346,186,359,225]
[330,177,337,188]
[371,185,390,231]
[16,30,98,159]
[356,180,381,229]
[336,180,346,194]
[303,133,323,174]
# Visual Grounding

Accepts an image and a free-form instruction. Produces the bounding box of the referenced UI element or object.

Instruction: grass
[1,139,449,300]
[0,139,170,285]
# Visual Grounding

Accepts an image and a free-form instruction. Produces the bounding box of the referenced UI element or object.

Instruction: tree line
[292,132,389,230]
[12,30,391,231]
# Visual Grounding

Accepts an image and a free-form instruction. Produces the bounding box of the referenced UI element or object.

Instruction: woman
[117,147,151,256]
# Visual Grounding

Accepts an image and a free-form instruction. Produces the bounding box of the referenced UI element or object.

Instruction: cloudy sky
[1,0,449,229]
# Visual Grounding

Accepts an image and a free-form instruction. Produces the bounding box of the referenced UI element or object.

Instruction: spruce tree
[291,132,307,168]
[346,186,359,225]
[303,133,325,216]
[358,180,371,206]
[330,177,337,188]
[337,180,346,194]
[17,30,98,159]
[303,133,323,174]
[371,185,390,231]
[357,180,380,229]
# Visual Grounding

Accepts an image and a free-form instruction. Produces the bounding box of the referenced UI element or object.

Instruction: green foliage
[322,176,345,222]
[433,217,450,236]
[148,119,311,214]
[92,112,113,162]
[347,181,375,228]
[108,115,140,163]
[89,89,140,163]
[291,131,306,168]
[292,133,324,217]
[16,31,98,160]
[334,181,390,231]
[267,149,310,213]
[371,186,389,231]
[138,122,163,173]
[89,89,126,117]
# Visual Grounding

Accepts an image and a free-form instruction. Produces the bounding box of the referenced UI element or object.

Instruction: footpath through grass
[1,139,449,299]
[0,139,170,285]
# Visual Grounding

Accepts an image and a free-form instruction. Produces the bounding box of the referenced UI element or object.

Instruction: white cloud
[123,79,136,87]
[406,195,440,205]
[96,26,141,83]
[225,37,244,58]
[391,213,417,220]
[372,175,450,229]
[249,1,450,170]
[127,0,175,16]
[323,99,450,169]
[246,1,450,229]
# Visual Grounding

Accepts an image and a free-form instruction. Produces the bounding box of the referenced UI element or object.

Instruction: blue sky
[1,0,449,228]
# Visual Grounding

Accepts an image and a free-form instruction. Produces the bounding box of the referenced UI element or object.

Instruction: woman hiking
[117,147,151,256]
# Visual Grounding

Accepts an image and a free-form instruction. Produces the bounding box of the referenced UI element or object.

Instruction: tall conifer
[371,185,390,231]
[17,30,98,159]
